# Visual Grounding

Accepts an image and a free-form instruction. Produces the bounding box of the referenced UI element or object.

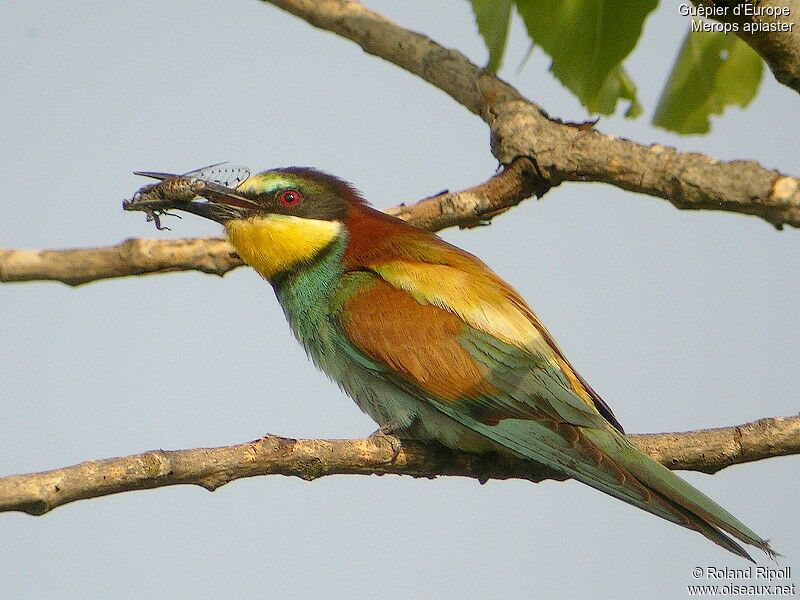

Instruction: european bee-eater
[131,166,775,561]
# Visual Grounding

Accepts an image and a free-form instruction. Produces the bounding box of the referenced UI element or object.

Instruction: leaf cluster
[469,0,763,134]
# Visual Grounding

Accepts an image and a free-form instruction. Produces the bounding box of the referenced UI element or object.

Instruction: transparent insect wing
[183,163,250,189]
[133,170,181,182]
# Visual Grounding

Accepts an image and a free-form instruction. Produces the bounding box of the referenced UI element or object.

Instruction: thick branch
[1,159,543,286]
[1,415,797,516]
[695,0,800,94]
[263,0,800,229]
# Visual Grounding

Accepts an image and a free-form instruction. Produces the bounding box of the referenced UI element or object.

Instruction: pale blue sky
[2,2,798,598]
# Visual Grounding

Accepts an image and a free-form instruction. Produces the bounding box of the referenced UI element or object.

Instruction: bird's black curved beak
[166,198,249,224]
[178,186,259,223]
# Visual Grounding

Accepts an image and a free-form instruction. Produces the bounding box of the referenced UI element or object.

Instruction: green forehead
[237,171,327,196]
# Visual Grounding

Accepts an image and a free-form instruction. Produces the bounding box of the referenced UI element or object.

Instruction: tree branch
[1,159,544,286]
[1,415,797,516]
[3,2,797,518]
[0,238,243,287]
[262,0,800,229]
[694,0,800,94]
[5,4,800,287]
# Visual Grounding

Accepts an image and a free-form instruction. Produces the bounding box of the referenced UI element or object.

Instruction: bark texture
[1,416,798,516]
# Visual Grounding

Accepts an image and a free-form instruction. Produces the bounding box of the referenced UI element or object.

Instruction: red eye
[278,189,302,207]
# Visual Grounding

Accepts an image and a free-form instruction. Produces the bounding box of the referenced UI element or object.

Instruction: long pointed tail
[430,398,776,560]
[441,409,775,559]
[582,428,777,562]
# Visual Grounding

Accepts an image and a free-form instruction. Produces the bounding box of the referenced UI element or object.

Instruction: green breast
[273,236,349,375]
[272,235,427,431]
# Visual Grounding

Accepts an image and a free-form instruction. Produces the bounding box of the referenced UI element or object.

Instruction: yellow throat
[225,215,343,280]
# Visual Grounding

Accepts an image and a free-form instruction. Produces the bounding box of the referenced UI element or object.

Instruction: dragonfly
[123,163,252,230]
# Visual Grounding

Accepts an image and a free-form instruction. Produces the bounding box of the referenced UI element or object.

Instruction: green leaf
[619,68,643,118]
[653,27,764,134]
[593,65,643,118]
[515,0,657,116]
[469,0,514,72]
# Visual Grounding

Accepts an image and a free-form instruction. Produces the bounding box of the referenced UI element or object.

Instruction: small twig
[385,157,546,230]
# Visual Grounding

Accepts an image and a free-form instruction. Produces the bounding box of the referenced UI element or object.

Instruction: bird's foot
[368,421,407,462]
[369,420,407,438]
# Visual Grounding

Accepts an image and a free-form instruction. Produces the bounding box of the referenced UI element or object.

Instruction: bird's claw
[370,420,404,438]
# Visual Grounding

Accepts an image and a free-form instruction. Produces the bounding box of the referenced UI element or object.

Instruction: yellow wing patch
[373,260,561,367]
[372,256,620,426]
[225,215,342,280]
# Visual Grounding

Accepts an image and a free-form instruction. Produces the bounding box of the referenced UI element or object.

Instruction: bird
[140,166,775,561]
